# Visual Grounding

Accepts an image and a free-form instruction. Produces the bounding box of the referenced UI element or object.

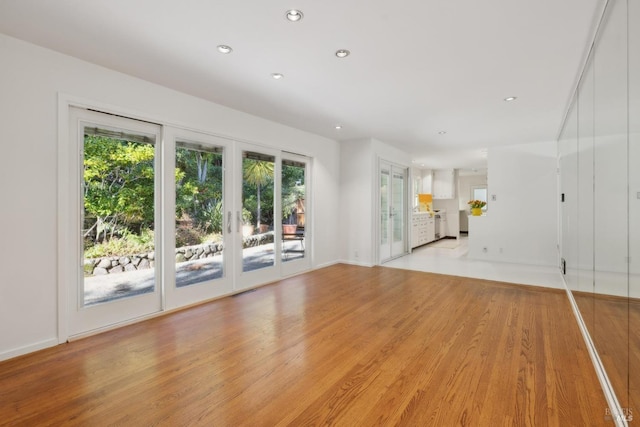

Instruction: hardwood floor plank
[0,265,611,426]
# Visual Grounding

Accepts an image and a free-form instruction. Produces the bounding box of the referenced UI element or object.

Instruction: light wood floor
[0,265,611,426]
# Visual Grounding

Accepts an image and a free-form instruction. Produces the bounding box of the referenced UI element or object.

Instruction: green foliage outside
[84,229,155,259]
[83,136,306,258]
[243,158,274,227]
[175,146,224,244]
[83,138,225,257]
[282,163,305,224]
[83,136,155,257]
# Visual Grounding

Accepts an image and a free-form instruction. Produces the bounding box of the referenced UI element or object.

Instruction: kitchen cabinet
[438,214,448,238]
[432,169,456,199]
[445,212,459,238]
[411,213,435,248]
[426,217,435,242]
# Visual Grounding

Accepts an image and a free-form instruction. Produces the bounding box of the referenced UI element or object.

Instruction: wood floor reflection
[574,291,640,420]
[0,265,610,426]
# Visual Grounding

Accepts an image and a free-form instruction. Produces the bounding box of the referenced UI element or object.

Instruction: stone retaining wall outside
[85,232,275,276]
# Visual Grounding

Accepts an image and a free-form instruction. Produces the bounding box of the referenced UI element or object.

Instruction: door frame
[280,152,312,277]
[65,106,164,338]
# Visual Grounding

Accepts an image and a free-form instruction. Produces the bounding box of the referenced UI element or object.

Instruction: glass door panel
[281,158,306,263]
[391,170,405,257]
[380,167,391,261]
[69,107,162,336]
[82,129,157,306]
[163,128,234,310]
[241,150,276,274]
[174,141,225,287]
[380,161,407,262]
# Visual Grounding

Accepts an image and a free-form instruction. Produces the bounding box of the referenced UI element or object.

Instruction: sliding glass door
[163,128,234,309]
[66,108,313,336]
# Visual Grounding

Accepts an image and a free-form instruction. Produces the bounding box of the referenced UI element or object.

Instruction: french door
[163,128,234,309]
[68,108,163,335]
[66,107,312,337]
[380,161,408,262]
[235,144,280,290]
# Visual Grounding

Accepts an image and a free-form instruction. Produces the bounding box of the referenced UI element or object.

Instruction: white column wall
[339,139,375,266]
[468,141,558,266]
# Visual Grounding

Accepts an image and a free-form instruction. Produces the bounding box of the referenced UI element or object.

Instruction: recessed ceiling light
[217,45,232,54]
[285,9,304,22]
[335,125,342,130]
[335,49,350,58]
[504,96,517,101]
[438,131,447,135]
[271,73,284,80]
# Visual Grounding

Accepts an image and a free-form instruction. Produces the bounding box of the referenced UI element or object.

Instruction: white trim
[57,94,70,343]
[56,93,315,159]
[562,279,628,427]
[314,260,341,270]
[339,259,376,268]
[0,339,59,362]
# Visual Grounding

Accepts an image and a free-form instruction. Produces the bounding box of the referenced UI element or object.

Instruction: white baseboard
[338,259,375,268]
[313,260,341,270]
[0,338,58,362]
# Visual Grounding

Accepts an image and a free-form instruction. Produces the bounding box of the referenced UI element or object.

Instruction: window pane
[175,141,224,287]
[472,187,488,210]
[242,152,275,272]
[392,172,404,243]
[381,170,389,245]
[82,132,156,306]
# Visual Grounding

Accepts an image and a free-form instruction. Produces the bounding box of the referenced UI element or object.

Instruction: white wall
[339,139,374,265]
[468,141,558,266]
[0,34,341,360]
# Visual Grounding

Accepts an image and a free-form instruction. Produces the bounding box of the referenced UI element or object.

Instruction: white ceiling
[0,0,604,169]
